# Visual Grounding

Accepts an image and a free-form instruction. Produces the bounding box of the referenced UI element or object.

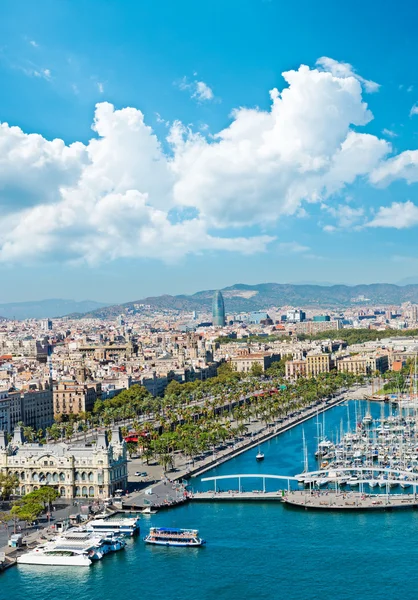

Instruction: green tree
[0,472,19,500]
[250,362,264,377]
[26,486,59,511]
[11,501,43,525]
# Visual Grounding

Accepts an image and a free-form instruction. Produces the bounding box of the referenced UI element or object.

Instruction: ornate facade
[0,426,128,499]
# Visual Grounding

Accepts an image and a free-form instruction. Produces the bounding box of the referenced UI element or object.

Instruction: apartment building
[53,381,102,416]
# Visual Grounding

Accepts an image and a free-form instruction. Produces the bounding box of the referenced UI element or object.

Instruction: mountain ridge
[0,299,108,320]
[73,283,418,319]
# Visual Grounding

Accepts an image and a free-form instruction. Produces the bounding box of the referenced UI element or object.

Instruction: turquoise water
[2,400,415,600]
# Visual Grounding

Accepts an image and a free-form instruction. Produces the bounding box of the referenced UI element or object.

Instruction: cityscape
[2,1,418,599]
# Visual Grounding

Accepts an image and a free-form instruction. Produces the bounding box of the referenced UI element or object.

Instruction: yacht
[17,545,92,567]
[86,516,140,537]
[144,527,205,547]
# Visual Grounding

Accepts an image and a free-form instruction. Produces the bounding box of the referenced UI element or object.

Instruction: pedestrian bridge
[201,473,297,493]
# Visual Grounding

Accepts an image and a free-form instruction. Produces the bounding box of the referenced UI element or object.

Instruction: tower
[212,290,226,327]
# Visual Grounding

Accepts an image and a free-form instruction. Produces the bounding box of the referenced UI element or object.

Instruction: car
[140,471,148,477]
[134,471,142,476]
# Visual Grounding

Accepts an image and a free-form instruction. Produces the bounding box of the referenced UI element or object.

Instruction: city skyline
[1,2,418,301]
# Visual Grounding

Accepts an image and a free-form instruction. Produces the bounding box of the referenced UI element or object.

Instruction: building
[285,360,307,379]
[337,354,389,375]
[0,425,127,499]
[0,389,9,433]
[306,354,331,377]
[53,381,102,417]
[212,290,226,327]
[41,319,53,331]
[230,349,281,373]
[313,315,331,322]
[290,320,341,335]
[286,309,306,323]
[8,388,54,432]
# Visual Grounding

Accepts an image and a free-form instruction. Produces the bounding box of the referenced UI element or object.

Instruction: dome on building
[212,290,226,327]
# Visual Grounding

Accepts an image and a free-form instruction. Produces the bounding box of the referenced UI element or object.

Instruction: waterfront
[2,399,418,600]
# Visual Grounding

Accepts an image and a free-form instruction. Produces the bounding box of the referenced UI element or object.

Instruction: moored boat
[144,527,205,547]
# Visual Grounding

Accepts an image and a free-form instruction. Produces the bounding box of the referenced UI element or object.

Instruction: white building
[0,425,128,499]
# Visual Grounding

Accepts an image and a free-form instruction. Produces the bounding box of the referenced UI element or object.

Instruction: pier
[283,490,418,510]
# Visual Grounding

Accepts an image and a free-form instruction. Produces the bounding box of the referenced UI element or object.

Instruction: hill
[77,283,418,319]
[0,299,108,320]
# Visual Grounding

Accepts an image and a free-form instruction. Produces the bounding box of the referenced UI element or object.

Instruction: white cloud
[367,200,418,228]
[382,128,398,138]
[322,203,364,228]
[410,104,418,116]
[370,150,418,185]
[277,241,310,253]
[193,81,214,101]
[170,64,389,229]
[323,224,337,233]
[97,82,104,94]
[29,40,38,48]
[176,77,215,102]
[316,57,380,93]
[0,59,403,265]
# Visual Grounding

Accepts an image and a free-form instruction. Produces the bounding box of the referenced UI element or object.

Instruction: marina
[4,398,418,600]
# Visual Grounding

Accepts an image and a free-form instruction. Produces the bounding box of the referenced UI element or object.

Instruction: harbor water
[2,400,417,600]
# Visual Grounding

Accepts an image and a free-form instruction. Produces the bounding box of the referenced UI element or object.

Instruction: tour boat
[144,527,205,547]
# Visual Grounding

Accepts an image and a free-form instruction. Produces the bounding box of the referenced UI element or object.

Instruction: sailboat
[256,447,264,461]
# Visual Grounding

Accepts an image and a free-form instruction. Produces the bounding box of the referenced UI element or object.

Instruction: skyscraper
[212,290,226,327]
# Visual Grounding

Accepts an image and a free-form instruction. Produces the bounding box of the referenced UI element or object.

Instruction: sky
[2,0,418,303]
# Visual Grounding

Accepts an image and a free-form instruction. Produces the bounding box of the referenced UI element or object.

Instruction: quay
[282,490,418,511]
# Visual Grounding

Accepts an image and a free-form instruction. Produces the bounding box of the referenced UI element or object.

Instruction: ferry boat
[144,527,205,547]
[86,516,140,537]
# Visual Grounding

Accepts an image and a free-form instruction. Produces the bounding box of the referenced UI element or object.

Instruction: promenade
[123,383,371,510]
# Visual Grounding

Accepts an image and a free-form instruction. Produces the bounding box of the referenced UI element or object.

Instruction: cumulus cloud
[367,200,418,229]
[410,104,418,116]
[370,150,418,185]
[169,65,388,229]
[316,57,380,93]
[176,77,214,102]
[0,59,406,265]
[322,203,364,229]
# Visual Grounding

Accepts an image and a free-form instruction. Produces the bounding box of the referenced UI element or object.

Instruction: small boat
[368,480,378,488]
[144,527,205,547]
[142,506,158,515]
[256,449,264,461]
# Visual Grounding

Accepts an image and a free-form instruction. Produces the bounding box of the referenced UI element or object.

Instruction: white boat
[142,506,158,515]
[144,527,205,547]
[86,516,140,537]
[17,546,92,567]
[256,449,264,461]
[368,480,378,488]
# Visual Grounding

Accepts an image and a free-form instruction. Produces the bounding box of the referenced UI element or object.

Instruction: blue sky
[1,0,418,303]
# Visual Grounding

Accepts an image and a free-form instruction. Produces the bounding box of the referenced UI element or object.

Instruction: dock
[282,490,418,510]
